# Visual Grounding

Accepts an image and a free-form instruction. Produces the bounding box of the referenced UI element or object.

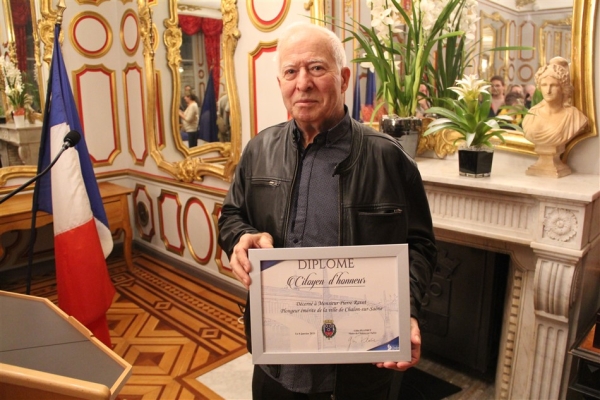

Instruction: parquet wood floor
[1,251,248,400]
[1,249,496,399]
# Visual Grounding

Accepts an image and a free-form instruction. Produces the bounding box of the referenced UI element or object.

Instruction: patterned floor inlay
[2,251,248,400]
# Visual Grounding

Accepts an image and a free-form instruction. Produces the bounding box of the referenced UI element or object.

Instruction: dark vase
[380,115,422,159]
[458,148,494,177]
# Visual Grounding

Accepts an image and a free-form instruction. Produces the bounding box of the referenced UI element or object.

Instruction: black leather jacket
[218,118,436,397]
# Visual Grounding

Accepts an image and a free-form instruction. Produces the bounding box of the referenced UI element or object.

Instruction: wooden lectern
[0,291,131,400]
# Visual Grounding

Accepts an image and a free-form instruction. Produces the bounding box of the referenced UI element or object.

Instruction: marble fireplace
[416,156,600,400]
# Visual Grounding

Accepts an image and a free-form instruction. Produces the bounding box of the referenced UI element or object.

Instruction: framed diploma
[248,244,411,364]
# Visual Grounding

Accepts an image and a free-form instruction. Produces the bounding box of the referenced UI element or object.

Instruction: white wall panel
[77,68,120,164]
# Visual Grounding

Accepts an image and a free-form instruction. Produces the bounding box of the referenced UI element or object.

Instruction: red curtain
[179,15,203,35]
[10,0,30,72]
[178,15,223,100]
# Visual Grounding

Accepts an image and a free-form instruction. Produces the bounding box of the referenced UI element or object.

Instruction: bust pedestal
[526,144,572,178]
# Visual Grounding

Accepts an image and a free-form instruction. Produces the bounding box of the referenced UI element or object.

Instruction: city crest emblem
[322,319,336,339]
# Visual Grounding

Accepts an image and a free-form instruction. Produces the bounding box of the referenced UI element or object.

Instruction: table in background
[0,181,133,270]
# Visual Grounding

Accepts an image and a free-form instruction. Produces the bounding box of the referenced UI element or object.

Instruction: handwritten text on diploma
[287,258,366,289]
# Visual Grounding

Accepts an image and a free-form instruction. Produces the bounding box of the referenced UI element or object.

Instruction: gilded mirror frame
[157,0,241,182]
[478,11,508,81]
[425,1,596,158]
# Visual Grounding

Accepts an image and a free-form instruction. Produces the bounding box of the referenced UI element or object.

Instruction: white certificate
[248,244,411,364]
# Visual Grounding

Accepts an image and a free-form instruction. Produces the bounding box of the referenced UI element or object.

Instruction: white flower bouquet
[0,56,31,114]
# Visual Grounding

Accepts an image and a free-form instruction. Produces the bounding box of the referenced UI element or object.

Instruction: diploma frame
[249,244,411,364]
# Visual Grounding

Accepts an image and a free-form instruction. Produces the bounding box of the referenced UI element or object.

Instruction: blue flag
[198,72,218,142]
[34,24,115,347]
[366,70,376,107]
[352,65,361,121]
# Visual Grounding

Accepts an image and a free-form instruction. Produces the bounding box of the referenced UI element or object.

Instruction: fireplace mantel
[416,156,600,399]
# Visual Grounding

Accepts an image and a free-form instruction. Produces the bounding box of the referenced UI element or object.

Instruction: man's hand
[375,317,421,371]
[230,232,273,289]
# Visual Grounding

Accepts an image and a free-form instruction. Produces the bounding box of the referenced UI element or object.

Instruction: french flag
[34,24,115,347]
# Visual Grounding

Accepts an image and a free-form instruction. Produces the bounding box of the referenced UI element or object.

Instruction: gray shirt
[261,111,352,393]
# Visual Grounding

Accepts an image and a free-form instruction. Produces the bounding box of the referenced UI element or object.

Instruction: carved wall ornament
[543,207,578,242]
[133,184,156,242]
[136,201,149,227]
[516,0,536,7]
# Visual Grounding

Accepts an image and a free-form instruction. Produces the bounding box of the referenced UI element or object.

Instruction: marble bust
[522,57,588,177]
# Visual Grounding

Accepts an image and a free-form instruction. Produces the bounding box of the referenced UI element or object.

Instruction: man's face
[539,76,562,104]
[277,31,350,132]
[491,80,504,97]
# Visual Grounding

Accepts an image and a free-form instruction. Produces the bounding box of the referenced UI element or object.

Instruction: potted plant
[423,74,522,177]
[337,0,478,158]
[0,56,31,127]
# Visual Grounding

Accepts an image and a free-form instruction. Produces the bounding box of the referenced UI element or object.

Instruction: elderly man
[218,22,436,399]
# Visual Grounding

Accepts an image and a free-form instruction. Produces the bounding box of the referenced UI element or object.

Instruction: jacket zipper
[282,147,299,246]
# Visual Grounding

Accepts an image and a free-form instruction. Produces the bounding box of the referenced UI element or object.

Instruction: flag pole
[26,0,67,294]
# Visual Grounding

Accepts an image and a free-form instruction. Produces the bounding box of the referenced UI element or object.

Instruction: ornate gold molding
[305,0,325,25]
[417,130,460,159]
[479,11,509,82]
[39,0,64,66]
[248,40,278,138]
[72,63,122,167]
[564,0,597,160]
[539,17,572,68]
[120,9,140,56]
[219,0,241,178]
[183,197,214,265]
[431,1,596,160]
[247,0,290,32]
[157,189,185,256]
[140,0,240,183]
[69,12,113,58]
[139,0,177,179]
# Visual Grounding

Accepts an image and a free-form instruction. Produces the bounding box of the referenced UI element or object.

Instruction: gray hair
[276,22,346,71]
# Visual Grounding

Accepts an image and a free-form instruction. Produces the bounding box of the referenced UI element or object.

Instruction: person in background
[499,91,526,126]
[217,93,231,142]
[178,93,199,147]
[218,21,436,400]
[524,84,537,109]
[180,85,193,111]
[508,84,524,96]
[488,75,506,117]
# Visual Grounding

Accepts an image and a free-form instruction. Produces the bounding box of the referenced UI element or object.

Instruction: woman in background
[179,94,200,147]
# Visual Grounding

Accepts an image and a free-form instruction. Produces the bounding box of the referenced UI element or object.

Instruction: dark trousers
[252,364,399,400]
[188,131,198,147]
